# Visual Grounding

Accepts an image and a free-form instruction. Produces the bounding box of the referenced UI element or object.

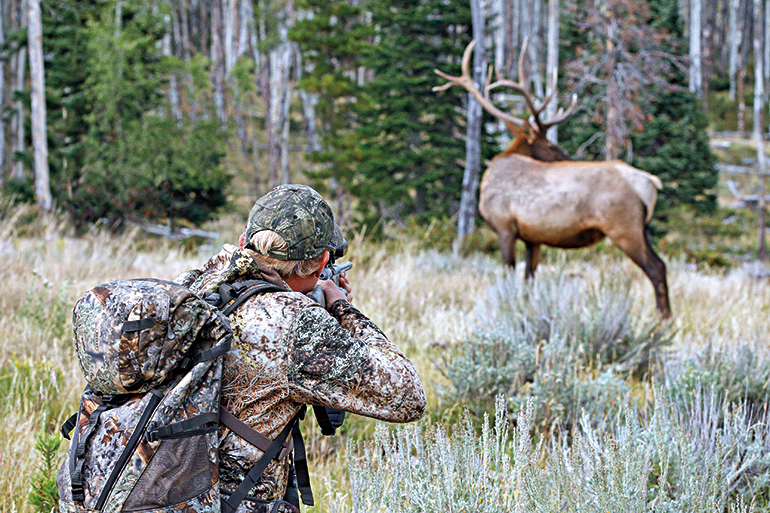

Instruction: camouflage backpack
[56,278,294,513]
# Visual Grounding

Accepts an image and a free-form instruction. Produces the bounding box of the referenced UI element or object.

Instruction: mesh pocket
[123,435,213,511]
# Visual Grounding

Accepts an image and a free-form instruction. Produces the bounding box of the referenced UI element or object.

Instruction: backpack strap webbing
[312,405,337,436]
[145,412,219,442]
[291,419,314,506]
[221,407,305,513]
[202,279,287,316]
[220,407,293,460]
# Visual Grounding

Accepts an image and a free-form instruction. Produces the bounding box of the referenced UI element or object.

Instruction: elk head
[434,40,577,163]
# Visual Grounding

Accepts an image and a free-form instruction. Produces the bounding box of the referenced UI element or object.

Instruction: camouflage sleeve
[286,300,426,423]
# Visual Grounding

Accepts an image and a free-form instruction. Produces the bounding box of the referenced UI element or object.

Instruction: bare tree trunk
[13,46,26,182]
[729,0,740,101]
[455,0,485,249]
[545,0,559,144]
[211,0,227,126]
[224,0,235,74]
[13,0,27,183]
[163,12,182,124]
[528,0,544,98]
[754,0,767,259]
[296,48,321,154]
[604,12,620,160]
[765,0,770,84]
[689,0,703,99]
[27,0,51,212]
[0,0,7,185]
[237,0,251,61]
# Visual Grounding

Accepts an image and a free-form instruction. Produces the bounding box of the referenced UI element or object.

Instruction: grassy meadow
[1,203,769,512]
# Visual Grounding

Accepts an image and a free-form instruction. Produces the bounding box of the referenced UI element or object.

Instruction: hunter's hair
[248,230,326,278]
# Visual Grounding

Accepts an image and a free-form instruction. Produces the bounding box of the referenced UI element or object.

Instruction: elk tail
[616,163,662,223]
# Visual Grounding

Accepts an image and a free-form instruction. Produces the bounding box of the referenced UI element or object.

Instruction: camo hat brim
[244,184,344,261]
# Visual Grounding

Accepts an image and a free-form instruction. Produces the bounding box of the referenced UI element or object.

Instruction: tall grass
[2,206,769,512]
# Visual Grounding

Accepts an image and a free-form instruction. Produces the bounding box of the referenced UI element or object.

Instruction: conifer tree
[350,0,474,227]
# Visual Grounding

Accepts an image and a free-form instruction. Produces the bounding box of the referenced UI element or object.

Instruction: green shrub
[336,395,766,513]
[28,431,61,513]
[665,343,770,419]
[439,268,672,428]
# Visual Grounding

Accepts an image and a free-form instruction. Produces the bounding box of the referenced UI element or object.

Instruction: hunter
[176,184,426,512]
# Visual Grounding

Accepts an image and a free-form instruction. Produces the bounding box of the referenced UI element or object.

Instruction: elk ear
[503,121,523,137]
[523,123,539,144]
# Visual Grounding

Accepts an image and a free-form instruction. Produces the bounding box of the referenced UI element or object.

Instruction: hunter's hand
[318,278,348,306]
[338,272,353,302]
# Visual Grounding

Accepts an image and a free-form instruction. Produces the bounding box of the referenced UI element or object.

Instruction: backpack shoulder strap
[219,407,293,460]
[202,279,286,316]
[220,407,306,513]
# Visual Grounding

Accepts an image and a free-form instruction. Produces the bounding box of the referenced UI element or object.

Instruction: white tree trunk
[765,0,770,83]
[237,0,251,61]
[163,12,182,123]
[27,0,51,212]
[224,0,235,74]
[754,0,767,258]
[689,0,703,97]
[456,0,485,248]
[0,1,6,184]
[528,0,544,98]
[545,0,559,144]
[211,0,227,126]
[729,0,740,101]
[268,17,293,187]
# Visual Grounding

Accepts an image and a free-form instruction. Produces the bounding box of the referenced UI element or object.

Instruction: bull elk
[434,41,671,318]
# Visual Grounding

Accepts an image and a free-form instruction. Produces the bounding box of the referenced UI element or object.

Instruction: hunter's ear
[238,233,247,248]
[314,251,330,277]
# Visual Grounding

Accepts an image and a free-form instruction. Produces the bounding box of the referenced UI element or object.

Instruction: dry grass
[1,207,769,511]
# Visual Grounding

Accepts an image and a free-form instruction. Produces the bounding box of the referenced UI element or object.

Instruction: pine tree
[350,0,474,227]
[290,0,372,202]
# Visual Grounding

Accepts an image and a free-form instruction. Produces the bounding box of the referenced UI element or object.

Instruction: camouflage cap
[244,184,344,261]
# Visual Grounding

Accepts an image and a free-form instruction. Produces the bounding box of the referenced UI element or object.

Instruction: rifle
[307,261,352,308]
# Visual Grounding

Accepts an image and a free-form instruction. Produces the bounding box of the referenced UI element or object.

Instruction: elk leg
[608,228,672,319]
[497,229,517,269]
[524,242,541,280]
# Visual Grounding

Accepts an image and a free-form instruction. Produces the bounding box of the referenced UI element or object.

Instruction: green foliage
[350,0,473,225]
[73,116,229,227]
[440,267,672,429]
[28,431,61,513]
[35,0,230,229]
[290,0,373,196]
[632,90,719,235]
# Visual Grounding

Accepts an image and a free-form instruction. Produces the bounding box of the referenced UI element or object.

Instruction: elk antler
[434,40,578,134]
[433,40,528,130]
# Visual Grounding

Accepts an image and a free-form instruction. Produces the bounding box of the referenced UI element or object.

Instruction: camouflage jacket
[176,244,426,501]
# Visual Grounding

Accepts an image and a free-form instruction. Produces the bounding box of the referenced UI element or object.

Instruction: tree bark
[528,0,544,98]
[455,0,485,249]
[163,11,182,124]
[224,0,235,74]
[729,0,740,101]
[0,0,7,185]
[754,0,767,259]
[545,0,559,144]
[211,0,227,126]
[689,0,703,98]
[13,0,27,183]
[27,0,51,212]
